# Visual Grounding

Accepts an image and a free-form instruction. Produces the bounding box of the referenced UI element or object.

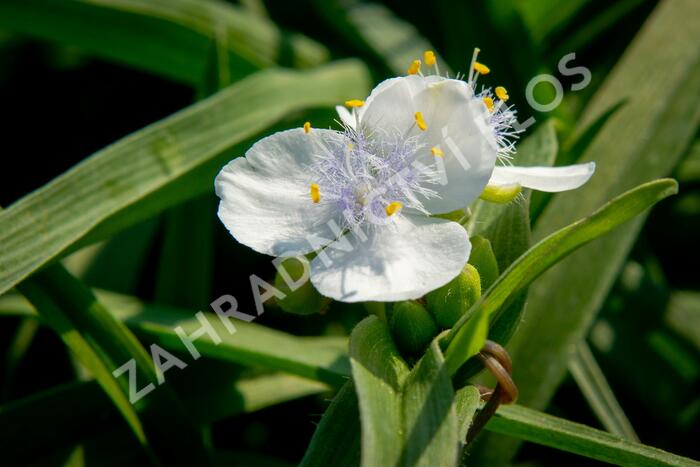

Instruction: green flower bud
[468,235,499,290]
[426,264,482,328]
[390,300,438,356]
[274,257,329,315]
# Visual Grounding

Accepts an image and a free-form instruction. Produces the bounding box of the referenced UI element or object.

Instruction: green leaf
[400,340,460,466]
[487,404,699,467]
[16,264,211,465]
[177,366,331,425]
[154,195,214,308]
[301,382,362,467]
[506,0,700,426]
[559,100,626,167]
[445,179,679,374]
[1,318,39,401]
[454,385,482,442]
[66,218,159,294]
[665,290,700,352]
[349,317,460,467]
[0,289,352,386]
[516,0,593,47]
[568,341,639,441]
[675,138,700,184]
[349,316,409,466]
[0,381,109,463]
[454,121,556,380]
[0,60,371,297]
[0,0,328,85]
[0,373,327,464]
[311,0,449,76]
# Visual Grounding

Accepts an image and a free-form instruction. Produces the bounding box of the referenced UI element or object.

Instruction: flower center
[308,126,438,229]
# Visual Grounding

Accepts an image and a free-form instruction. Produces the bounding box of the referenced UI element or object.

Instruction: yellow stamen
[414,111,427,131]
[344,99,365,108]
[385,201,403,216]
[423,50,436,66]
[348,143,354,151]
[483,97,495,112]
[407,59,421,75]
[495,86,509,101]
[473,62,490,75]
[431,146,444,157]
[310,183,320,203]
[303,121,311,133]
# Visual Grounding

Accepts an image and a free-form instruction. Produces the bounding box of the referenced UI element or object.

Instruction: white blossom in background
[216,49,595,302]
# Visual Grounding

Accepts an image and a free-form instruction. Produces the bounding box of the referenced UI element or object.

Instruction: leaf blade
[445,179,679,374]
[0,61,371,296]
[487,404,699,467]
[0,0,328,84]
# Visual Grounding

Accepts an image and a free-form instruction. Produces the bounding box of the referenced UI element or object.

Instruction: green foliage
[426,264,482,329]
[0,60,370,297]
[506,0,700,433]
[446,179,678,375]
[1,0,698,465]
[350,317,460,467]
[390,301,438,356]
[489,404,698,467]
[274,257,330,315]
[467,236,499,291]
[0,0,328,84]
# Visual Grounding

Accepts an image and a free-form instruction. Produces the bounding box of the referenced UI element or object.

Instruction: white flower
[215,50,594,303]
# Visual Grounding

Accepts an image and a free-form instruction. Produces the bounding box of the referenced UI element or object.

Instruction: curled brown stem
[465,340,518,445]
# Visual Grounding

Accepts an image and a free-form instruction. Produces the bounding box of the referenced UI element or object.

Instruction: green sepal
[468,236,500,290]
[274,257,330,315]
[426,264,482,328]
[389,301,438,356]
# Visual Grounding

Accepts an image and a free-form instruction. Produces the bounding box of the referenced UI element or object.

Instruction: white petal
[216,128,343,257]
[310,215,470,302]
[489,162,596,192]
[361,75,498,214]
[335,105,355,129]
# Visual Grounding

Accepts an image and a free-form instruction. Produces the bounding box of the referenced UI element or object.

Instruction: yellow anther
[414,111,427,131]
[385,201,403,216]
[407,59,421,75]
[431,146,444,157]
[303,121,311,133]
[348,143,354,151]
[473,62,490,75]
[483,97,495,112]
[310,183,321,203]
[423,50,436,66]
[495,86,509,101]
[345,99,365,108]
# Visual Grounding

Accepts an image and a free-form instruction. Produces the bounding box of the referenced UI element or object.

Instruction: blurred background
[0,0,698,465]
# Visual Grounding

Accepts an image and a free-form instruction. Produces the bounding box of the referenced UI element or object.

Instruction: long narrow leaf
[487,404,698,467]
[349,317,461,467]
[445,179,678,374]
[506,0,700,423]
[0,0,328,85]
[311,0,448,76]
[0,60,370,296]
[568,340,639,441]
[0,289,352,386]
[0,373,327,464]
[17,264,211,465]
